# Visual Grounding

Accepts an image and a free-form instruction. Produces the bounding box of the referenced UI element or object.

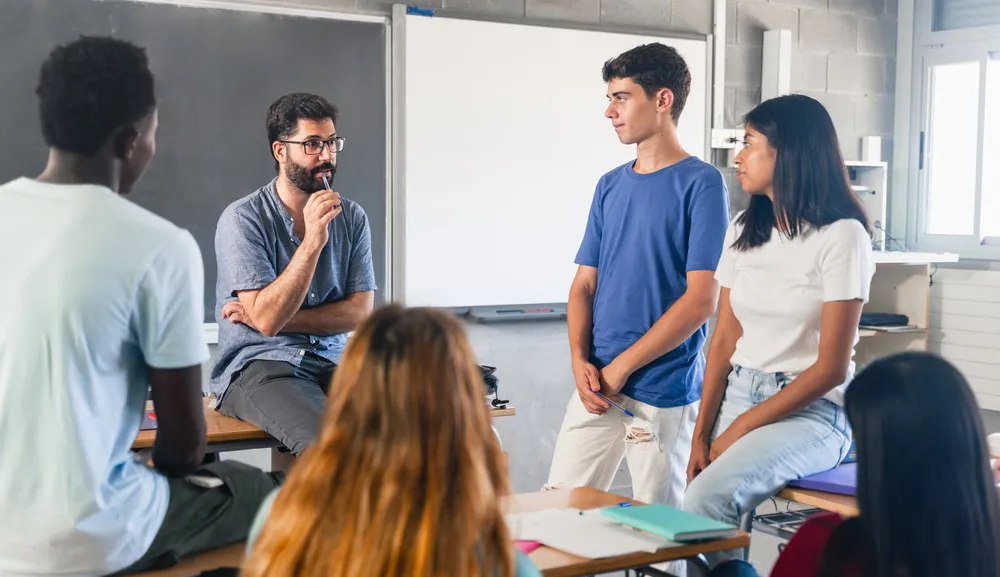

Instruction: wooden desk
[776,488,859,517]
[133,398,517,452]
[132,398,274,452]
[505,488,750,577]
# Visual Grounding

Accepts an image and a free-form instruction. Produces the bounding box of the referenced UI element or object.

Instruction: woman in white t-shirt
[682,94,874,565]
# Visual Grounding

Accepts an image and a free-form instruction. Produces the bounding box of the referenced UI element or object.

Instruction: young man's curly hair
[36,36,156,156]
[602,43,691,124]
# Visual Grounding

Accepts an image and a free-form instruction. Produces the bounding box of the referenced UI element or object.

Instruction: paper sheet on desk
[506,508,674,559]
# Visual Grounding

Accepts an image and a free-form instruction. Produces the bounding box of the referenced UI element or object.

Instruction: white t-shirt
[0,178,209,576]
[715,214,875,405]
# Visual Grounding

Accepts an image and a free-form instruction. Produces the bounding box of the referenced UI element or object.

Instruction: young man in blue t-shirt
[545,44,730,507]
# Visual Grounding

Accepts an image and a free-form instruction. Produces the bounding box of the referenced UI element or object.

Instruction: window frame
[895,0,1000,259]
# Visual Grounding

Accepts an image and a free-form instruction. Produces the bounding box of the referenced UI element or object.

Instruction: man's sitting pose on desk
[0,37,280,577]
[212,93,377,456]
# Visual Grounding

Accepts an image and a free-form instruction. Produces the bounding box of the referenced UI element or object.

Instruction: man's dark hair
[36,36,156,157]
[602,43,691,124]
[266,93,339,171]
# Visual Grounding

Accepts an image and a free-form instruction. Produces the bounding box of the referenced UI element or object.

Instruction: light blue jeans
[682,364,852,567]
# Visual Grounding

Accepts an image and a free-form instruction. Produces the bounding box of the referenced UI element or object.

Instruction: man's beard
[285,160,336,194]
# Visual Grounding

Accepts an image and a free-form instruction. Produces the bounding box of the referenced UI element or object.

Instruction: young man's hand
[599,360,631,397]
[572,358,608,415]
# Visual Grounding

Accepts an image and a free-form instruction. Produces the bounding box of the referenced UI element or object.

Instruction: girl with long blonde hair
[242,305,541,577]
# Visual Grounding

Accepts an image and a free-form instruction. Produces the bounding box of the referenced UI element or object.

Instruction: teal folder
[601,504,738,542]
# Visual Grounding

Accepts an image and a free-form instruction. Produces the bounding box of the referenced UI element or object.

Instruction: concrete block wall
[249,0,897,162]
[724,0,897,161]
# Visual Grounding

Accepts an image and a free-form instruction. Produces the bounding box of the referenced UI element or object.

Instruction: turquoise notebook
[601,504,738,542]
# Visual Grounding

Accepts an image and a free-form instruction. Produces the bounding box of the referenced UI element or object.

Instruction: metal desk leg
[738,509,755,560]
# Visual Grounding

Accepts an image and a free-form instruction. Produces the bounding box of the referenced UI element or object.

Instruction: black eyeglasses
[279,136,346,155]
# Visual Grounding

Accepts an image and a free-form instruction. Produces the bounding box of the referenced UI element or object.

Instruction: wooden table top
[777,487,859,517]
[133,398,516,450]
[504,487,750,577]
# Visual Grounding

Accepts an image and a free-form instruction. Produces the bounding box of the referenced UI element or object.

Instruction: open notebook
[506,508,673,559]
[601,504,738,542]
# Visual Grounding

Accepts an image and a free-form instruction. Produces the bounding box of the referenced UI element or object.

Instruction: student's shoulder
[595,160,634,189]
[724,210,746,236]
[105,193,192,247]
[788,511,845,551]
[820,218,871,248]
[340,196,370,226]
[514,550,544,577]
[247,488,281,552]
[678,157,727,195]
[770,512,844,577]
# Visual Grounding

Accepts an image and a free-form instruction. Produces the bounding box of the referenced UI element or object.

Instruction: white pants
[545,392,698,506]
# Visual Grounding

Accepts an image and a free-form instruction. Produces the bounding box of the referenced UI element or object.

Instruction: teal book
[601,504,738,542]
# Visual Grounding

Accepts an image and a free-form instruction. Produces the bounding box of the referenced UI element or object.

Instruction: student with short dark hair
[684,94,874,568]
[212,93,377,456]
[545,43,730,508]
[0,36,280,576]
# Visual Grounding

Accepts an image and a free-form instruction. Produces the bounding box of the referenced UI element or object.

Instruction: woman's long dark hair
[734,94,870,251]
[819,352,1000,577]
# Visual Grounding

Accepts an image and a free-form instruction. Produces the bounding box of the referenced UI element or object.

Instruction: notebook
[601,504,738,542]
[506,508,672,558]
[786,463,857,496]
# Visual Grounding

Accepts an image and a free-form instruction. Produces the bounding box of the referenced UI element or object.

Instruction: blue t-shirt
[576,157,730,408]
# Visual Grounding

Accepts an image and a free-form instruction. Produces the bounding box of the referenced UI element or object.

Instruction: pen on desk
[592,390,635,418]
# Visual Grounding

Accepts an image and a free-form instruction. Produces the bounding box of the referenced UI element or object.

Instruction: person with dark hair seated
[711,351,1000,577]
[683,94,875,568]
[0,37,280,576]
[211,93,377,457]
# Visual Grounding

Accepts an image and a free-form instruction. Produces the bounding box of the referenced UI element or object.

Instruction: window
[901,0,1000,258]
[934,0,1000,32]
[982,55,1000,237]
[923,61,979,236]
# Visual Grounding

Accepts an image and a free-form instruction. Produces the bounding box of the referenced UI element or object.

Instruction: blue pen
[592,390,635,418]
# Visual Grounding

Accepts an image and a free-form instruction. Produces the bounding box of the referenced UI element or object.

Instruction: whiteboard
[395,12,709,307]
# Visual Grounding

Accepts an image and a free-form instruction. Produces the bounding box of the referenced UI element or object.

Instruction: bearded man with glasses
[211,93,376,457]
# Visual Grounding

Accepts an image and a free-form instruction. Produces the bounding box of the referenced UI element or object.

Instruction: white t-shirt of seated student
[715,213,875,405]
[0,178,209,577]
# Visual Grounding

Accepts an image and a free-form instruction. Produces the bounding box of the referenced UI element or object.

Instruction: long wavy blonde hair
[243,305,514,577]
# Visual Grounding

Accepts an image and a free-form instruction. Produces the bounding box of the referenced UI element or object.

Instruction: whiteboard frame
[118,0,392,343]
[122,0,387,23]
[391,5,712,308]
